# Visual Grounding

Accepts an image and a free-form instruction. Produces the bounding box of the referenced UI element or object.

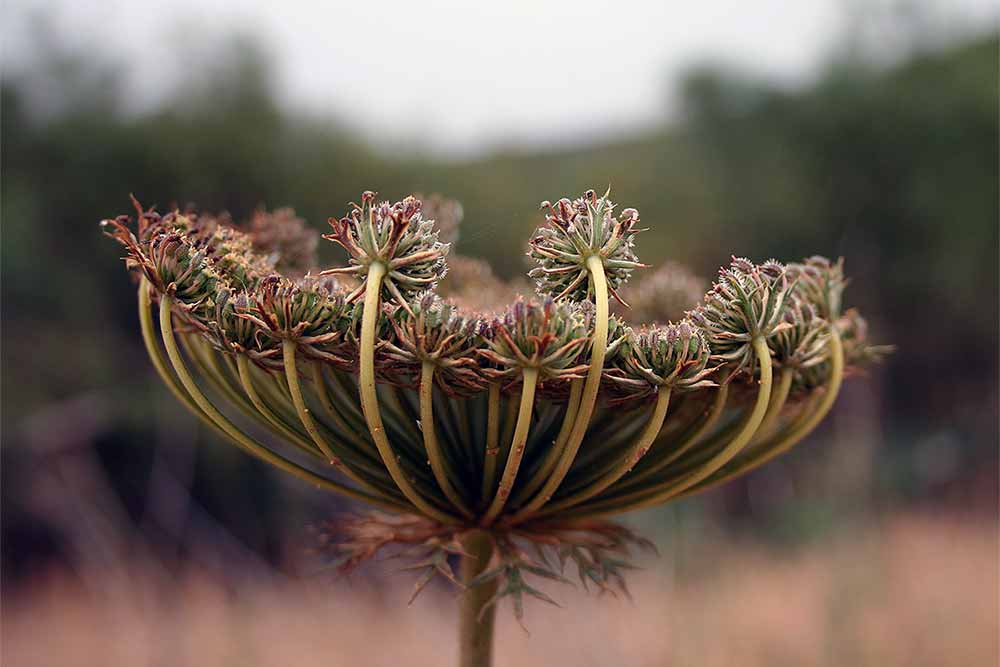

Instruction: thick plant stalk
[459,530,498,667]
[420,361,474,519]
[539,387,671,514]
[513,256,608,520]
[157,295,405,511]
[482,367,539,525]
[359,263,458,524]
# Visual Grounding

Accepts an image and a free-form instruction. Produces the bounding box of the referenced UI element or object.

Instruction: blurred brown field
[4,513,995,667]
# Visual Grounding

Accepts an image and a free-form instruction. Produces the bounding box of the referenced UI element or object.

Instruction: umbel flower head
[528,188,646,305]
[321,191,449,308]
[619,260,708,324]
[606,320,717,402]
[478,297,590,387]
[103,189,889,663]
[381,292,485,395]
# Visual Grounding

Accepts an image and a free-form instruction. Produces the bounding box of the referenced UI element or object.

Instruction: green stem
[512,255,608,521]
[511,377,583,507]
[484,391,518,504]
[481,367,539,525]
[569,336,773,520]
[157,294,405,511]
[420,361,474,519]
[358,263,458,524]
[282,340,395,495]
[637,385,729,480]
[235,354,325,460]
[584,385,729,508]
[138,280,227,439]
[752,367,794,442]
[309,363,373,452]
[680,329,844,498]
[458,530,498,667]
[539,387,671,515]
[480,384,502,503]
[283,340,340,464]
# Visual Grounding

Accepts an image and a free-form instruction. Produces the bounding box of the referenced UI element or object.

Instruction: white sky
[6,0,998,156]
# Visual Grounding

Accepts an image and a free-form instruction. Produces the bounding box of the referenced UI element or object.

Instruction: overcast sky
[6,0,998,156]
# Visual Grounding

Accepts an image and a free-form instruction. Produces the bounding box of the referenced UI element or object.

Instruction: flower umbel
[104,189,889,666]
[321,191,450,309]
[528,188,646,305]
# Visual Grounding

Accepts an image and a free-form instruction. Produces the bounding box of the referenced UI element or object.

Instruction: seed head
[786,256,846,320]
[527,189,646,305]
[321,191,450,308]
[620,261,707,324]
[381,293,486,395]
[688,257,794,376]
[208,287,264,358]
[237,275,361,367]
[606,320,717,401]
[769,298,831,374]
[478,297,590,388]
[249,207,320,275]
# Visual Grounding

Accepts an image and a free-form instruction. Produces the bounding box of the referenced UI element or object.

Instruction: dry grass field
[3,514,996,666]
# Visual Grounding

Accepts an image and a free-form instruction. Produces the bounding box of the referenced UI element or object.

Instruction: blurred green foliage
[2,27,996,575]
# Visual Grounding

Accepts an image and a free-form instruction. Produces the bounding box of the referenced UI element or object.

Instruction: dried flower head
[769,298,830,373]
[689,257,794,376]
[528,189,646,304]
[786,256,846,320]
[321,191,450,307]
[381,293,485,395]
[607,320,718,400]
[478,297,590,387]
[103,188,889,662]
[237,275,360,366]
[249,207,319,275]
[620,260,708,324]
[208,287,262,356]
